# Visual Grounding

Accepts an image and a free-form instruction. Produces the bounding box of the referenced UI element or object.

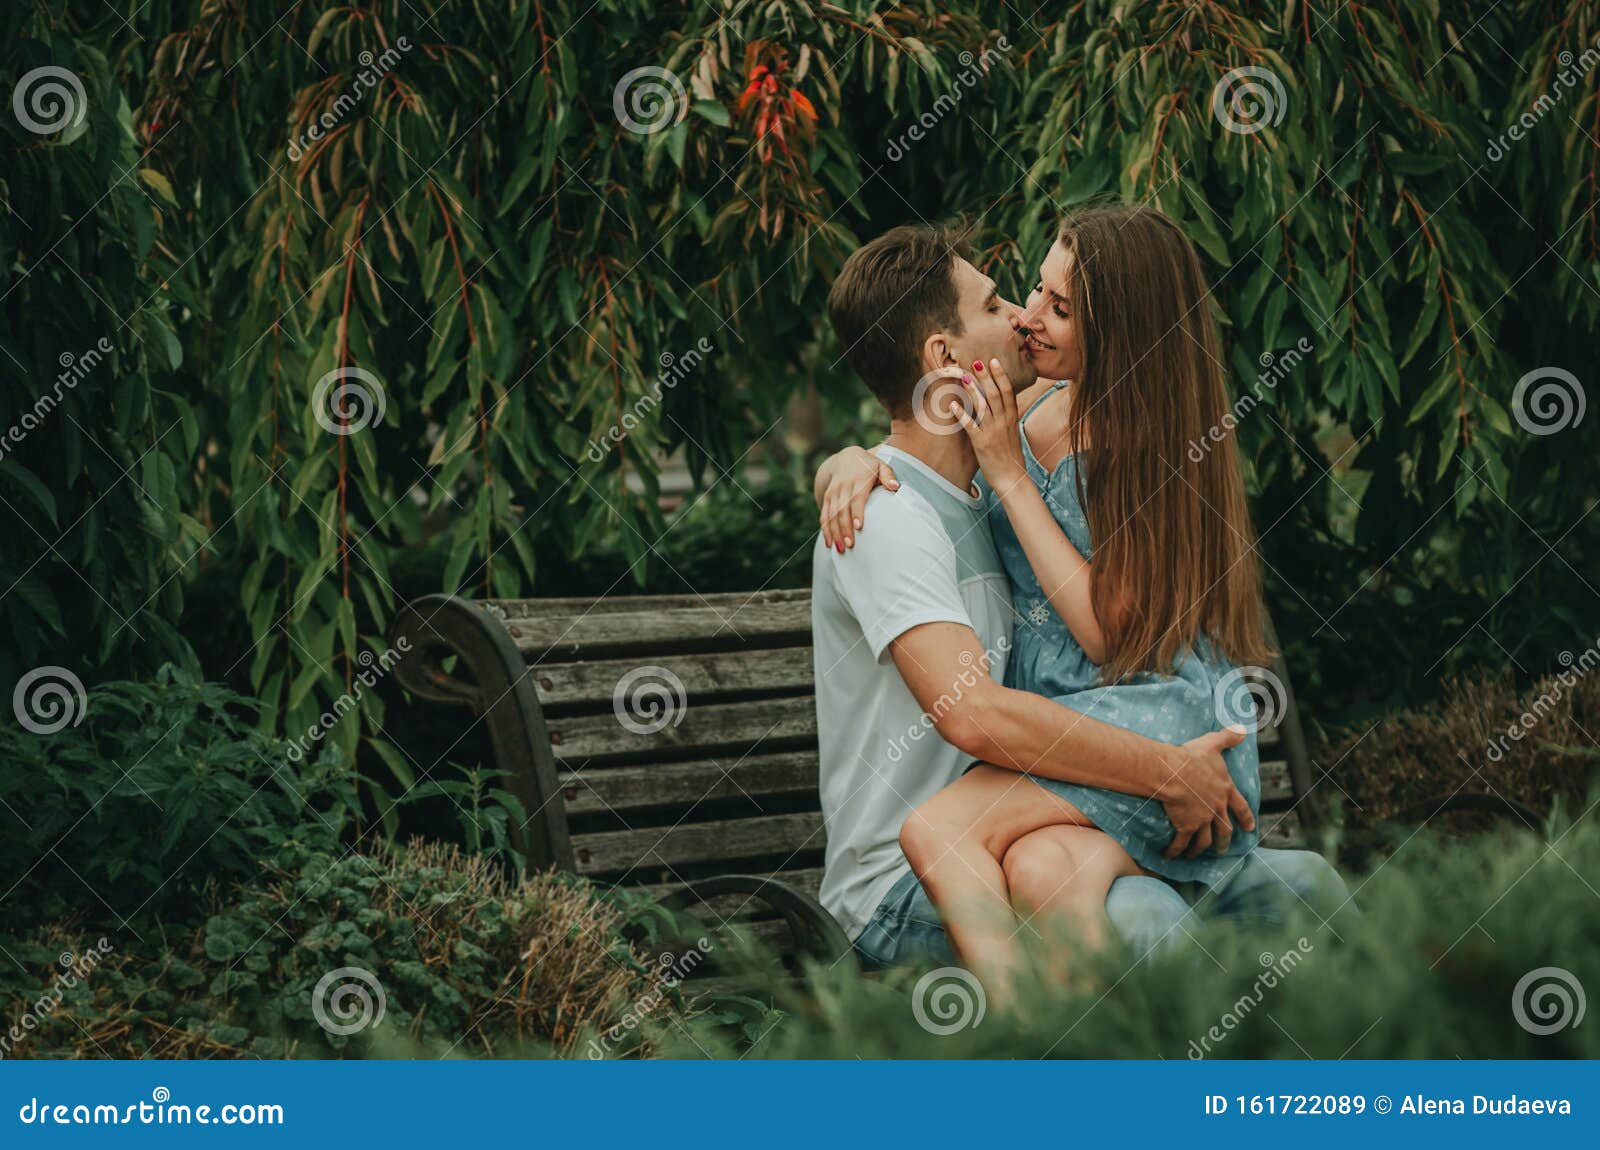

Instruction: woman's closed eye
[1034,282,1070,319]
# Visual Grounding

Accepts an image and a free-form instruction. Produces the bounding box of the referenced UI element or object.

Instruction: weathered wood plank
[503,601,812,660]
[1259,758,1292,804]
[551,697,817,763]
[490,589,811,618]
[640,866,826,905]
[558,751,819,814]
[1258,808,1305,849]
[534,647,814,709]
[572,812,826,874]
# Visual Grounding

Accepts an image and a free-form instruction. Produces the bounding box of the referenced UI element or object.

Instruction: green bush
[0,666,354,927]
[660,809,1600,1059]
[1,841,691,1059]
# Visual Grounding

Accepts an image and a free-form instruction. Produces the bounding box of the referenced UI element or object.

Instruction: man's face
[944,257,1039,388]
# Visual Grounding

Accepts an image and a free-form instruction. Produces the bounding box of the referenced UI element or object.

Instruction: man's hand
[1158,727,1255,859]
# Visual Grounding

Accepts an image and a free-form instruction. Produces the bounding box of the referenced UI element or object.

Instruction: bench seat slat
[571,812,826,875]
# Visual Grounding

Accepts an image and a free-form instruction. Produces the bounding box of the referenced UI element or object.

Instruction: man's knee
[1217,848,1349,921]
[1105,875,1190,956]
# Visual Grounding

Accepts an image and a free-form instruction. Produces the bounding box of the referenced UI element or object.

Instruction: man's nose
[1012,295,1045,330]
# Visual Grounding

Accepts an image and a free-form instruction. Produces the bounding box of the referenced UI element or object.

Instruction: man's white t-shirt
[811,446,1014,940]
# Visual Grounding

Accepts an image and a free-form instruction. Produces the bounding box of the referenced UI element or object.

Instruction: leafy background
[3,0,1597,845]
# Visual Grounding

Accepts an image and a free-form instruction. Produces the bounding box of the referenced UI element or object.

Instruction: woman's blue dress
[981,382,1261,887]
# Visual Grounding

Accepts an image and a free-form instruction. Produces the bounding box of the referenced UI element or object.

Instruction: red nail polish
[973,361,984,372]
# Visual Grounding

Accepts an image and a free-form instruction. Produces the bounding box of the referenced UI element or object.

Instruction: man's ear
[921,330,957,375]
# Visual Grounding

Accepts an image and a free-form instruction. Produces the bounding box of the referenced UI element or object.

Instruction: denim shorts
[851,866,956,970]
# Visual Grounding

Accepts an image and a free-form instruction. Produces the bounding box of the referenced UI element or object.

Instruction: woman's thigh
[913,765,1097,858]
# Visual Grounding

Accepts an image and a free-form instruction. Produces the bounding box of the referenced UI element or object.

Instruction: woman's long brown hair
[1057,205,1273,679]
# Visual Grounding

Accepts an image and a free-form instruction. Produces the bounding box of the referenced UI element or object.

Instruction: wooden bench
[387,589,1323,966]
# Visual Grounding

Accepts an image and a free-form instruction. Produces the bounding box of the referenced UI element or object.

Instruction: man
[811,224,1345,976]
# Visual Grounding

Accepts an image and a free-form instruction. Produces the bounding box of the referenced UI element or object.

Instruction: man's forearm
[961,680,1177,799]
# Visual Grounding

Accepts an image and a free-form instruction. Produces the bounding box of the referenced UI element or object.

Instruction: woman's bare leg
[898,765,1095,1003]
[1002,825,1146,986]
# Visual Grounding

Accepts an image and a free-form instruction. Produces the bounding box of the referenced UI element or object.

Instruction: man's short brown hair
[827,225,970,416]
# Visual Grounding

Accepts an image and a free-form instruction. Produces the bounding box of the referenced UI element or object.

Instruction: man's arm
[888,621,1254,857]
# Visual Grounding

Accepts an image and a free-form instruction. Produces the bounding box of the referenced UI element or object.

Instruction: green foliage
[1,19,199,687]
[1,841,694,1059]
[0,666,354,927]
[6,0,1596,820]
[663,808,1600,1059]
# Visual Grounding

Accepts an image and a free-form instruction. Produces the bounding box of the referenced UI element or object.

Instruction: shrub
[0,666,353,928]
[659,808,1600,1059]
[1323,663,1600,832]
[0,841,692,1059]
